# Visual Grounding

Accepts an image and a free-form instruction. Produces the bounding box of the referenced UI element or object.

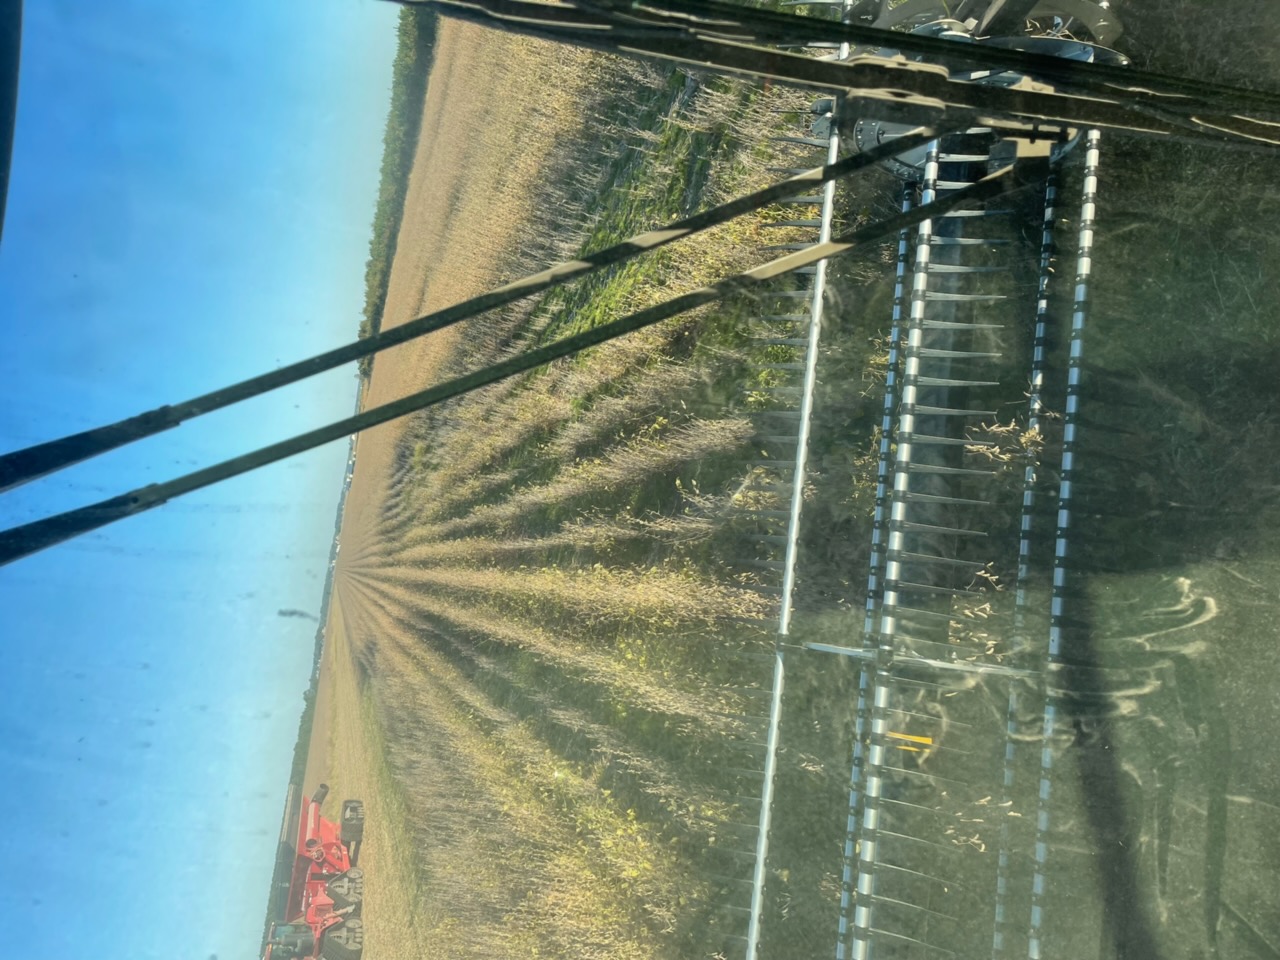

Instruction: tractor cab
[263,923,315,960]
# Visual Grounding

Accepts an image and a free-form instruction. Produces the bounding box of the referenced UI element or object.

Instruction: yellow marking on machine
[888,731,934,745]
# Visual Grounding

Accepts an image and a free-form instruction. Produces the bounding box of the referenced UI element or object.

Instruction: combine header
[262,784,367,960]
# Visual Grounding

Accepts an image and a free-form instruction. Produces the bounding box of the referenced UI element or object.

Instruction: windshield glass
[2,2,1278,959]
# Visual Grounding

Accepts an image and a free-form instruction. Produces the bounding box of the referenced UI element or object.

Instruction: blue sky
[0,2,400,958]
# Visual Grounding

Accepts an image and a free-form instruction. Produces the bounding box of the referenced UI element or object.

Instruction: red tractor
[262,784,366,960]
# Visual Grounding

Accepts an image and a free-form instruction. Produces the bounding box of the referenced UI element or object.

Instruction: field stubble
[324,22,885,954]
[330,3,1280,958]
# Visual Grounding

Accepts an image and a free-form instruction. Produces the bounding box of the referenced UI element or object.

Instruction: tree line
[358,5,440,377]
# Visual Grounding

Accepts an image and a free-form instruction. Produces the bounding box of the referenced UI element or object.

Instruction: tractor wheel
[326,868,364,912]
[320,918,364,960]
[340,799,365,845]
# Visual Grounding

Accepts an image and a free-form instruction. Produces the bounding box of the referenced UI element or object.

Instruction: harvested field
[322,17,851,955]
[314,3,1280,958]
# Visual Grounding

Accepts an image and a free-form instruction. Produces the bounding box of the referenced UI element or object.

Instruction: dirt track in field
[330,19,602,564]
[305,18,581,787]
[300,19,610,959]
[297,587,425,960]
